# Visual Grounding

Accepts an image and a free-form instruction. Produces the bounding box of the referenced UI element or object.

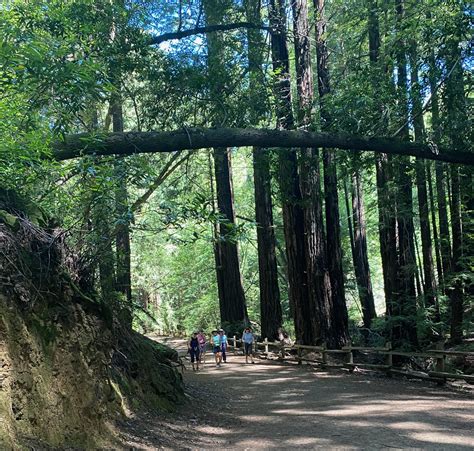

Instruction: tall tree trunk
[253,148,283,340]
[426,13,452,291]
[409,45,438,316]
[414,234,424,297]
[314,0,349,347]
[449,165,463,343]
[444,30,468,343]
[343,178,356,260]
[426,162,444,293]
[377,161,399,322]
[93,197,116,302]
[107,0,132,305]
[208,150,227,318]
[204,0,248,325]
[461,167,473,301]
[351,169,376,329]
[214,148,249,324]
[245,0,282,340]
[112,99,132,304]
[436,163,452,280]
[426,37,445,291]
[291,0,328,345]
[392,0,418,347]
[367,0,399,328]
[269,0,311,344]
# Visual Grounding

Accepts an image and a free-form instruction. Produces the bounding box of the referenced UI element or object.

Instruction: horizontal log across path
[53,128,474,165]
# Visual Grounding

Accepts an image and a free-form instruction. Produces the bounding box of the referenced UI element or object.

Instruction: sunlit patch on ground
[120,338,474,449]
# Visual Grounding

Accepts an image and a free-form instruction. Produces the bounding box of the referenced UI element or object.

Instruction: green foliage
[0,0,470,347]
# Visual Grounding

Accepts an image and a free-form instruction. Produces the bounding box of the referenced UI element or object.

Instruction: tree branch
[53,127,473,165]
[149,22,270,46]
[131,151,190,214]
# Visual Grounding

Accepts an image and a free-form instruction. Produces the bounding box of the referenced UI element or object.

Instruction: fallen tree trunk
[53,127,473,165]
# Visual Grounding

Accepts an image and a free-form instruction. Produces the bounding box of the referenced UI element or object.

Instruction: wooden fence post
[435,341,446,372]
[233,335,237,350]
[385,341,392,376]
[343,343,353,369]
[264,338,269,354]
[322,343,327,366]
[434,341,447,385]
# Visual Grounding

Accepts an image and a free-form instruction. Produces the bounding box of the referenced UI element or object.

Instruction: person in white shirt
[242,327,255,364]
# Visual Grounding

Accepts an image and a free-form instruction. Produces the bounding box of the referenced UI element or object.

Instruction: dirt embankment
[0,195,184,448]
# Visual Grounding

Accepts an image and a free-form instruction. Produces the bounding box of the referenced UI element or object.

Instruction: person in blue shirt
[242,327,255,364]
[219,328,228,363]
[211,330,222,367]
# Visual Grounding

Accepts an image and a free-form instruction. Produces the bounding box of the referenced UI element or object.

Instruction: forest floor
[118,337,473,449]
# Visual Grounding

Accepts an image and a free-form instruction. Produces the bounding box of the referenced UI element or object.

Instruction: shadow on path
[119,337,474,449]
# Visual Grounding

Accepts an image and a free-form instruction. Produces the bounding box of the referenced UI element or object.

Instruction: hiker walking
[242,327,255,364]
[188,331,201,371]
[211,330,222,367]
[197,330,207,364]
[219,328,228,363]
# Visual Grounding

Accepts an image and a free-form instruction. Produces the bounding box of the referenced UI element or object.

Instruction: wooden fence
[227,337,474,385]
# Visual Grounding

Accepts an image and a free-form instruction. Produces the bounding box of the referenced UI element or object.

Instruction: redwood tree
[314,0,350,347]
[245,0,282,340]
[291,0,328,345]
[350,167,376,329]
[409,44,438,316]
[269,0,311,344]
[204,0,248,325]
[393,0,418,347]
[443,25,468,343]
[367,0,399,328]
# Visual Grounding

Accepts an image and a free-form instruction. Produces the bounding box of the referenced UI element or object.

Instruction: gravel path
[119,338,474,449]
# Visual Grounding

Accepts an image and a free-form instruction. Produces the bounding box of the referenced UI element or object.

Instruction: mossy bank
[0,193,184,448]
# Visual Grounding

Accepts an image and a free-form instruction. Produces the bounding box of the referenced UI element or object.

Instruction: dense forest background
[1,0,472,350]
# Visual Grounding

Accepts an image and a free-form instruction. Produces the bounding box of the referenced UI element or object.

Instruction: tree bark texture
[253,148,283,340]
[393,0,418,347]
[410,46,437,313]
[449,165,463,343]
[93,198,116,301]
[268,0,312,344]
[213,148,249,324]
[314,0,350,348]
[292,0,327,345]
[112,99,132,304]
[53,127,473,164]
[204,0,248,325]
[436,163,452,280]
[444,32,469,343]
[351,170,376,329]
[367,1,399,325]
[426,47,445,290]
[426,162,444,292]
[245,0,282,340]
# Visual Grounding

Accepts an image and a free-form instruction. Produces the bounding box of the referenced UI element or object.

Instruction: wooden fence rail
[227,337,474,385]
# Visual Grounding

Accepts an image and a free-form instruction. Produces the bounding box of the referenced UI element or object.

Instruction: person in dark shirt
[188,332,201,371]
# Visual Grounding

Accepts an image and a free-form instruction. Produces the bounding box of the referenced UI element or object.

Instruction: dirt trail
[119,338,473,449]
